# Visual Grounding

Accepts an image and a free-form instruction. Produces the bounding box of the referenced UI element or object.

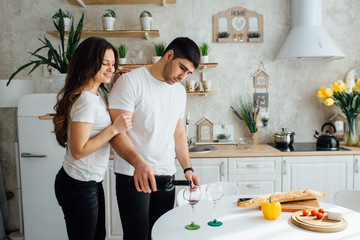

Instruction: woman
[53,37,132,240]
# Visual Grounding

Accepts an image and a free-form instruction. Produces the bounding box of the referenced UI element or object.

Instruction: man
[108,37,201,240]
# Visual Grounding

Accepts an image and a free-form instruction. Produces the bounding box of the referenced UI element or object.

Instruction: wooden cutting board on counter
[291,211,348,232]
[259,199,320,212]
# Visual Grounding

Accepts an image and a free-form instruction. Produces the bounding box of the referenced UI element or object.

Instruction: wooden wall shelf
[186,91,218,95]
[119,63,218,69]
[46,30,160,40]
[67,0,176,5]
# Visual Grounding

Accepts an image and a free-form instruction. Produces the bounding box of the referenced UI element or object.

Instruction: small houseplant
[152,42,166,63]
[248,32,261,42]
[7,13,84,87]
[218,32,230,42]
[52,9,72,31]
[102,9,116,31]
[118,44,128,64]
[199,42,210,63]
[140,10,153,30]
[216,133,231,142]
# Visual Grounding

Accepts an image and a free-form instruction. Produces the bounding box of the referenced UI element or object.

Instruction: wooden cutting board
[291,211,348,232]
[259,199,320,212]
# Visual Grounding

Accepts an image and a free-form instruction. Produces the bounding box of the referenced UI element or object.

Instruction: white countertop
[152,195,360,240]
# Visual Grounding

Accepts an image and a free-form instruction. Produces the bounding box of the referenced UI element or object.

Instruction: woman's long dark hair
[53,37,119,147]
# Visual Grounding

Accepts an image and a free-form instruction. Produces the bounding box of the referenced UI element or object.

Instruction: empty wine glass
[206,183,224,226]
[183,185,201,230]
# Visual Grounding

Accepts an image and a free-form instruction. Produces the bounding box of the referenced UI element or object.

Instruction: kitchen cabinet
[228,157,282,195]
[282,155,354,203]
[103,161,123,240]
[354,155,360,189]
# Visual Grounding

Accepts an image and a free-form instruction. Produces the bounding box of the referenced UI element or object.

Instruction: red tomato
[318,208,325,214]
[302,209,309,216]
[311,209,317,216]
[317,212,323,219]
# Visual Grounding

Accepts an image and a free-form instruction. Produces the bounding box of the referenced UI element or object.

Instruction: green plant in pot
[118,44,128,64]
[248,32,261,42]
[218,32,230,42]
[102,9,116,31]
[216,133,231,142]
[52,9,72,31]
[199,42,210,63]
[152,42,166,63]
[140,10,153,30]
[7,13,84,87]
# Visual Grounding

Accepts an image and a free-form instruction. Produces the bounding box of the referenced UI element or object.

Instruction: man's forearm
[110,132,145,167]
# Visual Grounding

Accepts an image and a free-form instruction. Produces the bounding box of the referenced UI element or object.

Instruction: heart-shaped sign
[232,17,246,31]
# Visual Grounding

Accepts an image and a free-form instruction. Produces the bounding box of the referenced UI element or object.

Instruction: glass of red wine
[183,185,202,230]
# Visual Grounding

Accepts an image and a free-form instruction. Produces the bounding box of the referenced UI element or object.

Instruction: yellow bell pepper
[261,198,282,220]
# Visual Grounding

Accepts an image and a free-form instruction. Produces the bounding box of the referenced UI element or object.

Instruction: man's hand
[185,171,200,187]
[133,160,158,193]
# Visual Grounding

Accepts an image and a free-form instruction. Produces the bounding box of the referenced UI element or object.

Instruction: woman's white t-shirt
[63,91,111,182]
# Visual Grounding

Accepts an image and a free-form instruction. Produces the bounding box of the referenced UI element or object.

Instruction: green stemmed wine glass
[183,185,201,230]
[206,183,223,226]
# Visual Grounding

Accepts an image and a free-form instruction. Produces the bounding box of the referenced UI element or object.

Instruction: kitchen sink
[188,145,217,153]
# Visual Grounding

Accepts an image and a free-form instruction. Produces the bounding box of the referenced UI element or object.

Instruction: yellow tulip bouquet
[316,77,360,146]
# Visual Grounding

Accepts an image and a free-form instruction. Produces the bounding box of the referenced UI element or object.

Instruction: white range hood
[276,0,345,61]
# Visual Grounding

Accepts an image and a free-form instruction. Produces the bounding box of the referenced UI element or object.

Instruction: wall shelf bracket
[76,0,86,7]
[144,32,150,40]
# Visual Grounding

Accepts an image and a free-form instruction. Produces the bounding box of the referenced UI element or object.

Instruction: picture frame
[254,92,269,108]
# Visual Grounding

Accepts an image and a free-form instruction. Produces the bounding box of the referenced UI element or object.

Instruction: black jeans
[115,173,175,240]
[54,167,106,240]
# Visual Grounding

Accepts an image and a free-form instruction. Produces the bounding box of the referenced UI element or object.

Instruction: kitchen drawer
[229,157,281,174]
[229,174,281,195]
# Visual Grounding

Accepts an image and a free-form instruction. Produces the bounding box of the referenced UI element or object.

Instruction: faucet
[185,113,194,146]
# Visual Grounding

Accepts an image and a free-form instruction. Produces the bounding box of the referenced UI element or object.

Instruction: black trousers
[54,167,106,240]
[115,173,175,240]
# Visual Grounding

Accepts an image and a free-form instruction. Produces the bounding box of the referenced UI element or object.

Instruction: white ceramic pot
[200,55,209,63]
[102,17,116,31]
[54,17,72,31]
[152,56,161,64]
[119,58,127,64]
[140,17,153,30]
[53,73,67,91]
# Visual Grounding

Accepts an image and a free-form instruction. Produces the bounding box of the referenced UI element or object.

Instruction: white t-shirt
[63,91,112,182]
[108,67,186,176]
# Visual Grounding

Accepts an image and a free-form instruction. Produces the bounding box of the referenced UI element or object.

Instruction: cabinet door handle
[246,164,264,168]
[283,159,287,175]
[247,184,263,188]
[220,161,225,177]
[21,153,47,158]
[356,158,359,174]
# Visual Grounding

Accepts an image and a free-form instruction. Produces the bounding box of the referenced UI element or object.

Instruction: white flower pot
[152,56,161,64]
[140,17,153,30]
[119,58,127,64]
[54,17,72,31]
[200,55,209,63]
[102,17,116,31]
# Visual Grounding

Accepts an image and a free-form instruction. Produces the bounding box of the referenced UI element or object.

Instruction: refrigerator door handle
[21,153,47,158]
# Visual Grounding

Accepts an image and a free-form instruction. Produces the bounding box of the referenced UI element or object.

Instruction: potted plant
[7,13,84,88]
[102,9,116,31]
[140,10,153,30]
[152,42,166,63]
[261,117,269,127]
[218,32,230,43]
[52,8,72,31]
[216,133,231,142]
[118,44,128,64]
[248,32,261,43]
[199,42,210,63]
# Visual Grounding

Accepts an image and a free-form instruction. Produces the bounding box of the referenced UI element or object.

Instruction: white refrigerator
[18,93,67,240]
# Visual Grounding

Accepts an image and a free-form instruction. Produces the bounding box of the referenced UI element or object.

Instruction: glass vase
[249,131,258,145]
[344,113,359,146]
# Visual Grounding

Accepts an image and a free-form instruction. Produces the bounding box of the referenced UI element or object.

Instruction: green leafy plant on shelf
[140,10,152,18]
[199,42,210,56]
[218,32,230,38]
[103,9,116,18]
[7,13,84,86]
[247,32,260,38]
[52,8,72,19]
[118,44,128,58]
[217,134,231,139]
[154,42,166,56]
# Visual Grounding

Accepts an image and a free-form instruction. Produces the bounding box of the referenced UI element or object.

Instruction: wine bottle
[130,175,191,191]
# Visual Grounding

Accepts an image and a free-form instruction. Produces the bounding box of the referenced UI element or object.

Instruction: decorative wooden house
[329,113,347,140]
[253,68,270,88]
[197,117,214,143]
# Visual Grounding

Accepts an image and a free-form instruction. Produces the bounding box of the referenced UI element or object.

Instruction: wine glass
[206,183,224,226]
[183,185,202,230]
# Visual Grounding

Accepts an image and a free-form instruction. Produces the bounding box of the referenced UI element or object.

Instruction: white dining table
[152,195,360,240]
